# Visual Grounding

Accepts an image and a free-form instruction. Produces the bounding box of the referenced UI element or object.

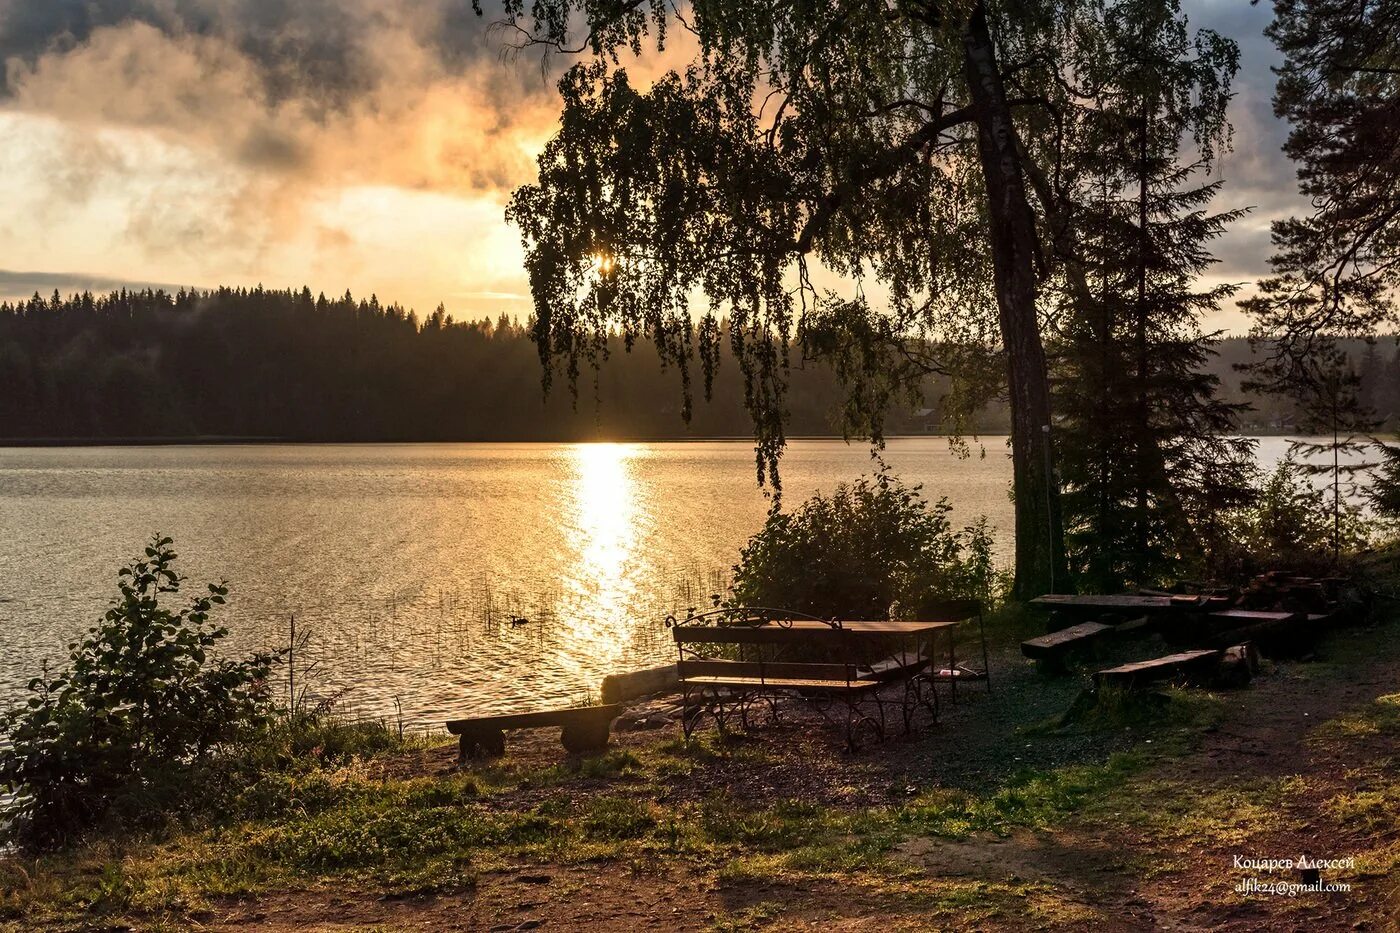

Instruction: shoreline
[0,430,1304,448]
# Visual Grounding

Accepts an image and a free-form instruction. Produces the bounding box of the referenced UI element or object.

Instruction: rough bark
[962,1,1069,598]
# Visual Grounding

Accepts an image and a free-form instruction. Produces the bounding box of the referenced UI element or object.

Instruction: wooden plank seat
[1022,621,1114,659]
[1022,621,1113,674]
[446,704,623,761]
[1094,649,1220,689]
[859,654,932,681]
[1201,610,1305,652]
[679,674,881,692]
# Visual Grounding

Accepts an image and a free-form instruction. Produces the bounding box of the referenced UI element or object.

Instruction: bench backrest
[672,624,854,647]
[677,658,859,683]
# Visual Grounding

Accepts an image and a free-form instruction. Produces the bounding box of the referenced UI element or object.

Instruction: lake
[0,437,1310,726]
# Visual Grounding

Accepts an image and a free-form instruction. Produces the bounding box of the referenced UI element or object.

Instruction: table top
[1029,594,1196,611]
[674,619,959,636]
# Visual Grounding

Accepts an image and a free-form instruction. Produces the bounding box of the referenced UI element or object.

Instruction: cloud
[1183,0,1303,326]
[0,267,194,301]
[0,0,1303,332]
[0,7,560,194]
[0,0,583,313]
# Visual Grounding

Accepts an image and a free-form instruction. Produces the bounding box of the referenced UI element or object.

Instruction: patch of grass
[1031,685,1223,737]
[581,796,657,840]
[697,797,827,850]
[709,901,784,931]
[1093,775,1299,846]
[1309,692,1400,744]
[1323,777,1400,834]
[897,751,1147,838]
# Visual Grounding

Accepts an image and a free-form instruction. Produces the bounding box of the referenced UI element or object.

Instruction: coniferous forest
[3,285,1395,442]
[0,286,865,441]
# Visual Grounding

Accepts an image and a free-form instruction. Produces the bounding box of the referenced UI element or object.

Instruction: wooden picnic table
[671,612,976,749]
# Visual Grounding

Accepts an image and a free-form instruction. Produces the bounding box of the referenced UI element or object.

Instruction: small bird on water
[508,614,530,628]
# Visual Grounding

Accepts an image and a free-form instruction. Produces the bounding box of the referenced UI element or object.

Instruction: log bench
[1094,649,1220,689]
[1021,621,1113,673]
[446,704,623,761]
[1202,609,1305,652]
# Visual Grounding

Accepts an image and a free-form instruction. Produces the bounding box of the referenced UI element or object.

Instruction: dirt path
[898,624,1400,930]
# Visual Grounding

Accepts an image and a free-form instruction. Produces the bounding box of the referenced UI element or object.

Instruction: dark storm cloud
[0,0,490,100]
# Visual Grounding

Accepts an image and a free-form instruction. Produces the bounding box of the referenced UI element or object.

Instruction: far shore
[0,430,1307,448]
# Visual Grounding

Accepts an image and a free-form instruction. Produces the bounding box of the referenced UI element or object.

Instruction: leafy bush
[1216,459,1369,577]
[0,536,277,848]
[729,468,1007,618]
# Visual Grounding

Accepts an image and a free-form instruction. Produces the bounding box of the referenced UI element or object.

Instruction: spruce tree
[1050,0,1254,589]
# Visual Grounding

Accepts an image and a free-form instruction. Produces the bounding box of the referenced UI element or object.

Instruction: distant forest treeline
[0,287,1396,441]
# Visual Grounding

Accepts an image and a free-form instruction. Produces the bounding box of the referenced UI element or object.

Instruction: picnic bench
[1021,621,1114,673]
[669,608,964,750]
[447,704,623,761]
[1094,649,1219,689]
[919,599,993,700]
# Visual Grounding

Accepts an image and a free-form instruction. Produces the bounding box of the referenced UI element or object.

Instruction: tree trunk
[1134,105,1151,582]
[963,1,1067,598]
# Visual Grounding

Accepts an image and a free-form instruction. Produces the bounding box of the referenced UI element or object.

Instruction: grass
[897,750,1148,839]
[10,597,1396,930]
[0,711,1194,929]
[1309,692,1400,744]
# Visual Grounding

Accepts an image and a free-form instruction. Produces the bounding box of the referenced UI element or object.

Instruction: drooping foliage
[495,0,1240,596]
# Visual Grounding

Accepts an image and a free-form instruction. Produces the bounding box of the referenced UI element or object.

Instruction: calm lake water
[0,437,1309,726]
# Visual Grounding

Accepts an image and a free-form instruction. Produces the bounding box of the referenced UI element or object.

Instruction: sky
[0,0,1298,331]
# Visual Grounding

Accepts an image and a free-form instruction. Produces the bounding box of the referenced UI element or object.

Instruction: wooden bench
[1022,621,1113,673]
[1202,609,1305,651]
[446,704,623,761]
[671,614,953,750]
[1094,649,1219,689]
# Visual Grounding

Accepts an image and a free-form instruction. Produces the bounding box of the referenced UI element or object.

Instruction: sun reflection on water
[556,443,650,681]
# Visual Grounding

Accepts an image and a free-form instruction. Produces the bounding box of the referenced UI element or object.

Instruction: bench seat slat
[679,675,880,693]
[1021,621,1112,659]
[446,703,622,735]
[858,656,931,681]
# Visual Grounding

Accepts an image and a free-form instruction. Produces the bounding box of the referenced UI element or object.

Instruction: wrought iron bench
[668,608,953,751]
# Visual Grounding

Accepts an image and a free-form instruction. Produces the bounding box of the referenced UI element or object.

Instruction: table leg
[948,629,958,705]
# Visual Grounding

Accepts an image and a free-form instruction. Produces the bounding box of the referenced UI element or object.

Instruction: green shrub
[1216,458,1368,577]
[729,468,1006,618]
[0,536,277,848]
